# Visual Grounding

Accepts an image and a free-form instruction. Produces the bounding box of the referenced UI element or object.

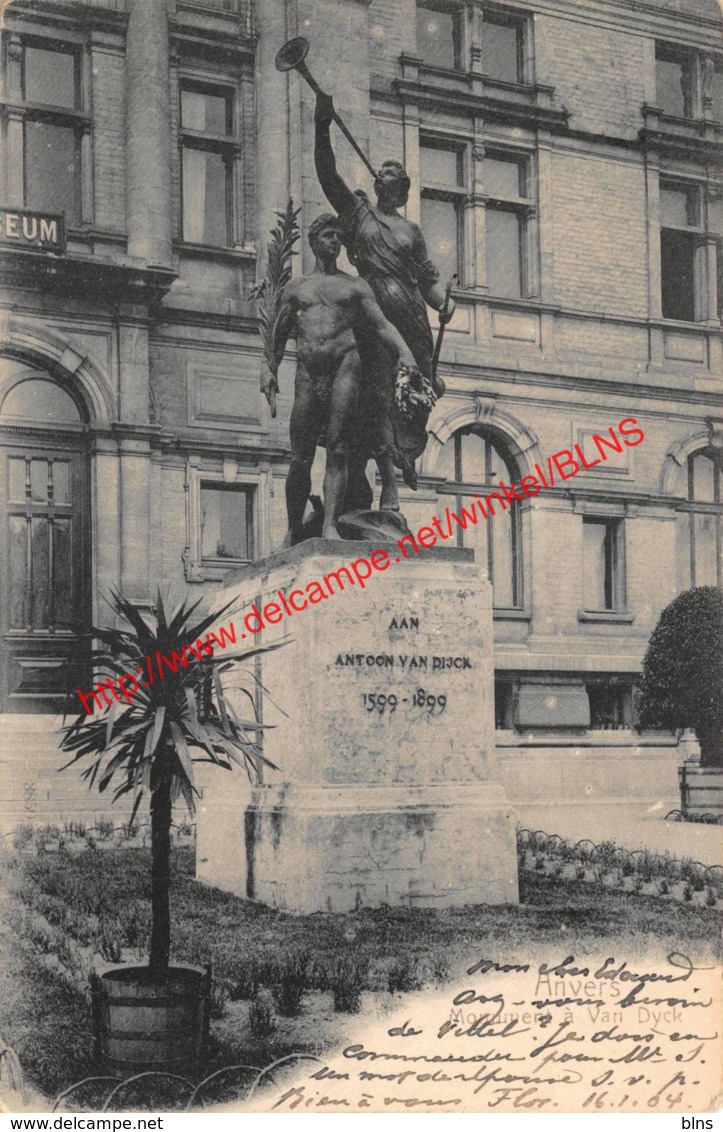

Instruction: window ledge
[494,608,531,621]
[175,241,256,262]
[455,289,561,315]
[185,561,252,583]
[650,316,722,334]
[578,610,635,624]
[496,730,678,748]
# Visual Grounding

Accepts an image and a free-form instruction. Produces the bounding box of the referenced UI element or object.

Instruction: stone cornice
[490,0,721,44]
[639,130,723,164]
[169,17,256,59]
[393,76,569,133]
[153,429,290,463]
[0,248,177,302]
[154,305,258,336]
[3,0,128,34]
[0,421,89,440]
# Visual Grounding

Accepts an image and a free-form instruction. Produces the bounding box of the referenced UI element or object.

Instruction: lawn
[0,840,720,1109]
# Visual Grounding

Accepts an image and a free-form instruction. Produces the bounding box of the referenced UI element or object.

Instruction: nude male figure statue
[259,212,418,543]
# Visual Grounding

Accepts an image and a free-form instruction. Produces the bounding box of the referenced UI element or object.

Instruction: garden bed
[518,828,723,905]
[0,830,720,1110]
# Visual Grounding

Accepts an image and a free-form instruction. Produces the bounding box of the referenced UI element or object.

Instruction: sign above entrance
[0,208,65,253]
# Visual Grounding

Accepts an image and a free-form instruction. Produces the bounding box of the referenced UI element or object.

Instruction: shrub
[428,954,449,984]
[12,824,35,852]
[27,916,57,955]
[209,979,230,1020]
[387,956,423,994]
[96,921,124,964]
[639,587,723,768]
[64,821,87,841]
[34,894,67,929]
[120,902,151,957]
[65,911,100,948]
[591,841,617,869]
[249,987,277,1036]
[274,952,309,1017]
[35,825,63,851]
[54,936,85,981]
[680,859,707,891]
[94,818,115,841]
[330,956,366,1014]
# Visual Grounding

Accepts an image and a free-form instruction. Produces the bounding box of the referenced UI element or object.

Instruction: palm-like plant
[60,590,280,978]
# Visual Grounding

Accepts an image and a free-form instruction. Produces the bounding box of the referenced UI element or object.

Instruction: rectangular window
[655,45,694,118]
[10,41,83,225]
[481,13,524,84]
[484,152,530,299]
[24,46,78,109]
[494,678,515,729]
[660,182,702,322]
[583,517,621,612]
[200,484,254,563]
[486,209,523,298]
[420,197,460,283]
[685,452,723,589]
[25,122,78,218]
[180,81,235,247]
[586,682,631,730]
[416,3,460,70]
[182,150,228,246]
[420,141,465,284]
[661,231,696,322]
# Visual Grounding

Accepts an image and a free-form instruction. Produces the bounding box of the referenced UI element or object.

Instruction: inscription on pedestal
[333,616,473,726]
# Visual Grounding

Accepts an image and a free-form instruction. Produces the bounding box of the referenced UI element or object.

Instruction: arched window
[436,428,522,608]
[0,377,83,424]
[0,362,89,711]
[682,448,722,588]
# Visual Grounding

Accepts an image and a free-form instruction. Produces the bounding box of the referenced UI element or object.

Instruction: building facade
[0,0,721,829]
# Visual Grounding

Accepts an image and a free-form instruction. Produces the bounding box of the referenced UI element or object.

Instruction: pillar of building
[125,0,173,267]
[255,0,291,271]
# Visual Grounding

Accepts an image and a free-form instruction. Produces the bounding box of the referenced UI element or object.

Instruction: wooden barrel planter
[678,764,723,818]
[91,964,210,1077]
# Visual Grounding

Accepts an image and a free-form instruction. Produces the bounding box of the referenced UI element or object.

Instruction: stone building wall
[0,0,720,829]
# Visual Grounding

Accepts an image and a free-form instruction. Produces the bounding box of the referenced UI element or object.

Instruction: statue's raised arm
[309,64,455,489]
[314,92,357,217]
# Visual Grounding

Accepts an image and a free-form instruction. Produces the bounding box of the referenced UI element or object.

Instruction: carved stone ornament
[706,417,723,452]
[474,393,497,423]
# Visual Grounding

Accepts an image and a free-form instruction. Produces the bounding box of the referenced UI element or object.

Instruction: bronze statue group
[259,72,455,544]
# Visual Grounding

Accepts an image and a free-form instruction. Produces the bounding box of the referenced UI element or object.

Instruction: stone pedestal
[196,540,519,912]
